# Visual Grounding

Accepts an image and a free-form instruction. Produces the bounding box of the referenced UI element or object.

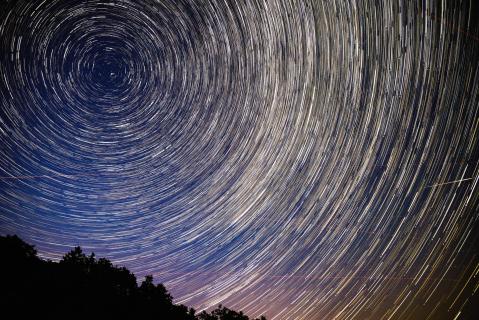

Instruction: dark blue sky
[1,1,478,319]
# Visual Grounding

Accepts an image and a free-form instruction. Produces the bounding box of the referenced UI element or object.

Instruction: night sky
[1,1,479,319]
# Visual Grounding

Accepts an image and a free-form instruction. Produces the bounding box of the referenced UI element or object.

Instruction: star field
[1,1,478,319]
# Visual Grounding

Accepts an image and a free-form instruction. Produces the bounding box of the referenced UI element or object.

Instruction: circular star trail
[1,1,478,319]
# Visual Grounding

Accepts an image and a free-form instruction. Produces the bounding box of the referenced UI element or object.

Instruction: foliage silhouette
[197,304,267,320]
[0,235,266,320]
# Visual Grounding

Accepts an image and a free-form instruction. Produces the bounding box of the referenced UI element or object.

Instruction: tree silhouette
[198,304,267,320]
[0,235,266,320]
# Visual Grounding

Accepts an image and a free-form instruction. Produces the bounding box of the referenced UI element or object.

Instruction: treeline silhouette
[0,235,266,320]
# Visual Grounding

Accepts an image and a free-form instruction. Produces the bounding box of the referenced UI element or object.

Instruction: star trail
[1,0,478,319]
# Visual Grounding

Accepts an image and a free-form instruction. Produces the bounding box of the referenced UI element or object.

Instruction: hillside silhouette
[0,235,266,320]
